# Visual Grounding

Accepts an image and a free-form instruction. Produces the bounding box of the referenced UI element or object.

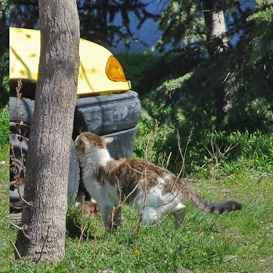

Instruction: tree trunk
[203,0,229,55]
[15,0,80,262]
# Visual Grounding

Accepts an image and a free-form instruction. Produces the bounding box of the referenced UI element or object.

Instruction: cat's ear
[104,137,114,145]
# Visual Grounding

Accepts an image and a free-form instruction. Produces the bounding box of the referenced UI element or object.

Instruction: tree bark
[15,0,80,262]
[203,0,229,55]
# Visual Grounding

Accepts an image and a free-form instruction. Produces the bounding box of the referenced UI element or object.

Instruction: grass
[1,96,273,271]
[0,105,12,272]
[3,169,273,272]
[0,104,9,147]
[0,144,11,273]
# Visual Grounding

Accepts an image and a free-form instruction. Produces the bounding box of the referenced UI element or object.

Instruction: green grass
[0,105,14,273]
[0,145,8,185]
[0,104,9,147]
[4,169,273,272]
[0,144,12,273]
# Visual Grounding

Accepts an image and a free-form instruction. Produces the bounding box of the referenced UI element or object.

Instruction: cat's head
[75,132,114,156]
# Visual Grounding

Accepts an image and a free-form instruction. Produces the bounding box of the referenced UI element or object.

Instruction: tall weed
[134,121,273,178]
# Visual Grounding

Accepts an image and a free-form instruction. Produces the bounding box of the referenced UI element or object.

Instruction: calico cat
[75,132,242,233]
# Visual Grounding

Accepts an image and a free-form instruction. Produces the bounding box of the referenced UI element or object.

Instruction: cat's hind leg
[100,204,122,233]
[112,206,122,229]
[173,203,186,229]
[99,205,114,233]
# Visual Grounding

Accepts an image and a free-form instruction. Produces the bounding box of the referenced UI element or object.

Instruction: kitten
[75,132,242,233]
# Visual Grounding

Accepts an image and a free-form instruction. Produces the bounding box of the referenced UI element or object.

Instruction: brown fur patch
[94,158,182,203]
[117,158,182,194]
[75,136,85,153]
[82,132,107,149]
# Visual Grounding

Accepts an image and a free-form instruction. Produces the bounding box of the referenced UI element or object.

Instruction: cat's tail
[181,183,242,214]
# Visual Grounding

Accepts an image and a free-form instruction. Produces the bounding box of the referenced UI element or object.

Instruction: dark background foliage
[0,3,9,106]
[3,0,273,174]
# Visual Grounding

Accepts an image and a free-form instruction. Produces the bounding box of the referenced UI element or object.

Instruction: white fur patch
[133,185,181,225]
